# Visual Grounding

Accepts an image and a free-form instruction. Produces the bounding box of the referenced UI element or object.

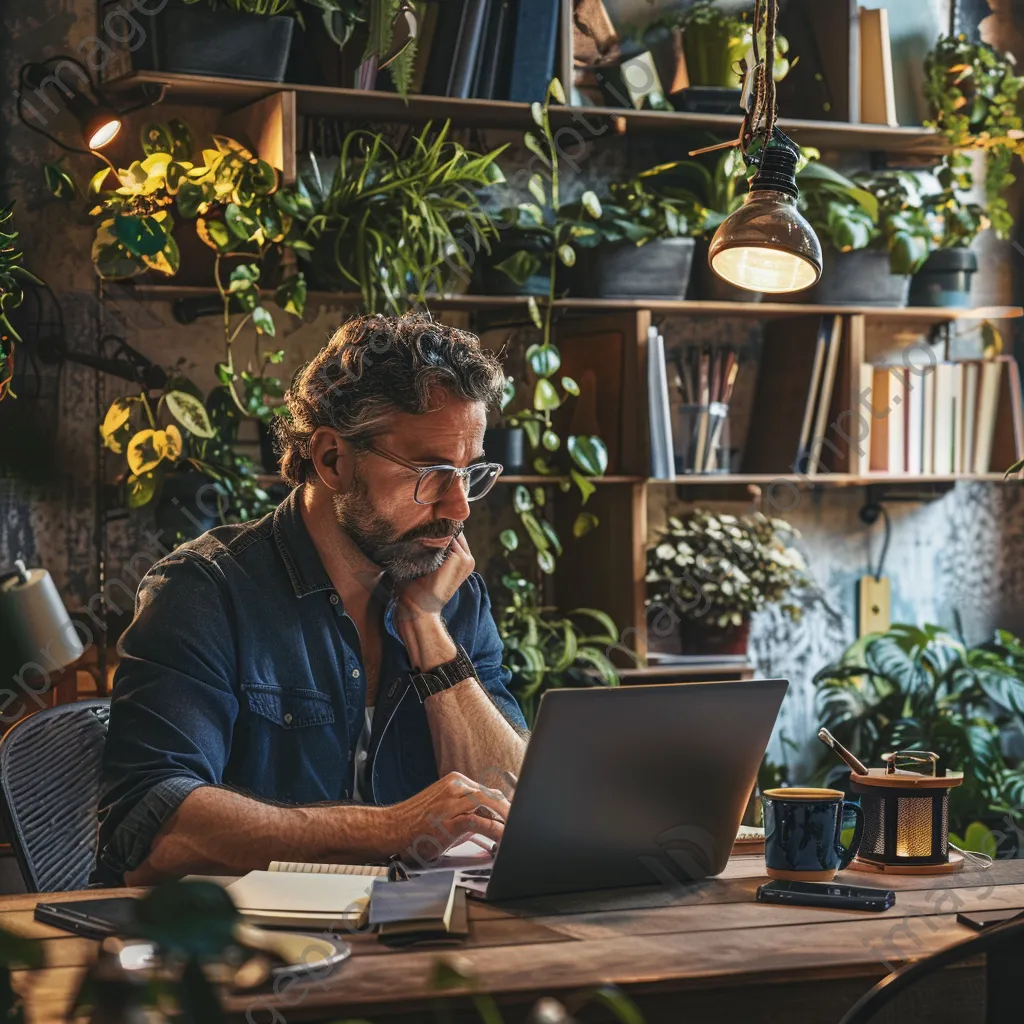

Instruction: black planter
[687,239,764,303]
[132,2,295,82]
[796,248,910,307]
[484,428,526,473]
[475,237,552,296]
[571,237,696,299]
[154,471,227,542]
[909,248,978,308]
[258,421,281,474]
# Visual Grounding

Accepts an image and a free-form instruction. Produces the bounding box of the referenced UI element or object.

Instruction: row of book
[861,359,1017,476]
[411,0,557,102]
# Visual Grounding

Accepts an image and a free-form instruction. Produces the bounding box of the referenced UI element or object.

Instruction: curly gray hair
[274,313,506,486]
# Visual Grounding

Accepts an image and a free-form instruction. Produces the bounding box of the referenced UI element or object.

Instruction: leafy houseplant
[292,120,505,314]
[645,509,809,654]
[668,0,793,93]
[814,624,1024,847]
[0,204,41,402]
[924,34,1024,241]
[497,562,621,725]
[566,163,703,299]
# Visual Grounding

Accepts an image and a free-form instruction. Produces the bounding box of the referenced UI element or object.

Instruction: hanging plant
[0,204,42,402]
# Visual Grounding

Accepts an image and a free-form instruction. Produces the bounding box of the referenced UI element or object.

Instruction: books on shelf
[861,356,1022,476]
[859,6,898,127]
[647,326,674,479]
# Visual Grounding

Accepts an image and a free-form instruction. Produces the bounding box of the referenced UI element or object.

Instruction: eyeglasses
[883,750,939,777]
[361,444,503,505]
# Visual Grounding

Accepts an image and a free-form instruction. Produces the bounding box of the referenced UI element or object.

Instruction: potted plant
[497,565,621,725]
[291,120,506,313]
[645,0,793,112]
[85,119,309,293]
[483,375,526,473]
[482,80,602,300]
[0,204,41,403]
[792,159,927,307]
[814,623,1024,855]
[645,509,809,656]
[924,34,1024,243]
[132,0,299,82]
[565,163,702,299]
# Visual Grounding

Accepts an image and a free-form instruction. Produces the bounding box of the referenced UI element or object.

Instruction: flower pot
[687,239,764,302]
[258,422,281,475]
[154,470,227,543]
[796,248,910,307]
[475,237,552,296]
[679,617,751,656]
[909,248,978,308]
[131,1,295,82]
[484,427,526,473]
[681,21,743,87]
[571,237,696,299]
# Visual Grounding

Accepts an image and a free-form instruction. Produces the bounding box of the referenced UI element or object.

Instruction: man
[95,314,528,885]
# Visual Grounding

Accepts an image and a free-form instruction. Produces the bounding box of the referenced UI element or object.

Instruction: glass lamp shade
[708,190,822,294]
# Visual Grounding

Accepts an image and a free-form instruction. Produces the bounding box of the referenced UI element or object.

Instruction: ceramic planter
[132,1,295,82]
[484,427,526,473]
[688,239,764,302]
[679,617,750,656]
[909,248,978,308]
[798,248,910,307]
[572,237,696,299]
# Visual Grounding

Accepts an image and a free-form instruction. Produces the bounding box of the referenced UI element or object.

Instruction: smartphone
[957,908,1024,931]
[755,880,895,912]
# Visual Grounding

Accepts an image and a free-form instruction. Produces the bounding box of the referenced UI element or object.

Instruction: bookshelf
[123,285,1023,323]
[97,66,1024,666]
[105,70,951,154]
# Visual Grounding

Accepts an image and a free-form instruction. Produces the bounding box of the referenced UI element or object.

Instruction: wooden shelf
[650,473,1014,487]
[105,71,949,154]
[123,285,1023,322]
[499,475,644,484]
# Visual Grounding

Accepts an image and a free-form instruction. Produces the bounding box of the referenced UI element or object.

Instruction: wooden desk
[5,855,1022,1024]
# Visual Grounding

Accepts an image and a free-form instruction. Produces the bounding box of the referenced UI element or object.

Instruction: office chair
[838,913,1024,1024]
[0,700,110,892]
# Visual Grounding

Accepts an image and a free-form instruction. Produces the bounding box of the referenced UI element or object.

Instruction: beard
[332,470,463,580]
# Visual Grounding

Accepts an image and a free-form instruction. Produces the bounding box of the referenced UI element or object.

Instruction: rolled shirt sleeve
[94,552,239,885]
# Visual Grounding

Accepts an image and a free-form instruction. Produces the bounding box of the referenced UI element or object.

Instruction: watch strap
[410,645,477,702]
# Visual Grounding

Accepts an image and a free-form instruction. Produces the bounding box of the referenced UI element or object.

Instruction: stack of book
[414,0,558,102]
[860,357,1021,476]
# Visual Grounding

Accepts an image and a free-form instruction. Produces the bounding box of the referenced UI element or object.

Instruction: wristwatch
[410,645,478,702]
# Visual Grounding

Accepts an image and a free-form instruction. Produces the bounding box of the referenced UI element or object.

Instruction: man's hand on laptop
[384,770,510,862]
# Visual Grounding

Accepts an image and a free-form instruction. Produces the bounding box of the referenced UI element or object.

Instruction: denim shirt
[93,487,526,885]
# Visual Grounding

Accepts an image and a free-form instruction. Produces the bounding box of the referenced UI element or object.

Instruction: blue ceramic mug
[762,787,864,881]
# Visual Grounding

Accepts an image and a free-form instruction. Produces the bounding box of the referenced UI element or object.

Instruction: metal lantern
[848,750,964,875]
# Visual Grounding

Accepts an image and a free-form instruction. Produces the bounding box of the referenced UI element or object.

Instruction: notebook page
[269,861,388,876]
[227,870,374,914]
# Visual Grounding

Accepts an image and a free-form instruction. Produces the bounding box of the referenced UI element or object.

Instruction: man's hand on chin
[394,532,475,671]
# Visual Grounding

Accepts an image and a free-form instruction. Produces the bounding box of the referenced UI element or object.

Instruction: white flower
[719,514,737,523]
[656,543,675,560]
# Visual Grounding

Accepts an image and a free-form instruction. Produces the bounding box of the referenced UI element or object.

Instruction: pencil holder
[674,402,730,474]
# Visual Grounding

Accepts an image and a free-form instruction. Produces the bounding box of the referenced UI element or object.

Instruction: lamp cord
[948,842,994,870]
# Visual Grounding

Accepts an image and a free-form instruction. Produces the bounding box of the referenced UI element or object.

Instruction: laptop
[478,679,788,901]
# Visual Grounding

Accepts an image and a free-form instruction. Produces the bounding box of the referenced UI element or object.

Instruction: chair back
[0,700,110,892]
[839,913,1024,1024]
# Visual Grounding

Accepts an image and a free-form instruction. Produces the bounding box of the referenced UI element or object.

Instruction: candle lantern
[847,750,964,875]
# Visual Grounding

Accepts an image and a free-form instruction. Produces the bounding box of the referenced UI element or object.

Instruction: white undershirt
[351,706,375,803]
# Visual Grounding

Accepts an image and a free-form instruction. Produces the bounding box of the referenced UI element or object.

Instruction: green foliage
[493,80,600,332]
[292,120,505,314]
[646,509,810,629]
[498,568,621,723]
[566,162,705,248]
[924,34,1024,239]
[814,623,1024,833]
[0,203,42,402]
[98,354,280,528]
